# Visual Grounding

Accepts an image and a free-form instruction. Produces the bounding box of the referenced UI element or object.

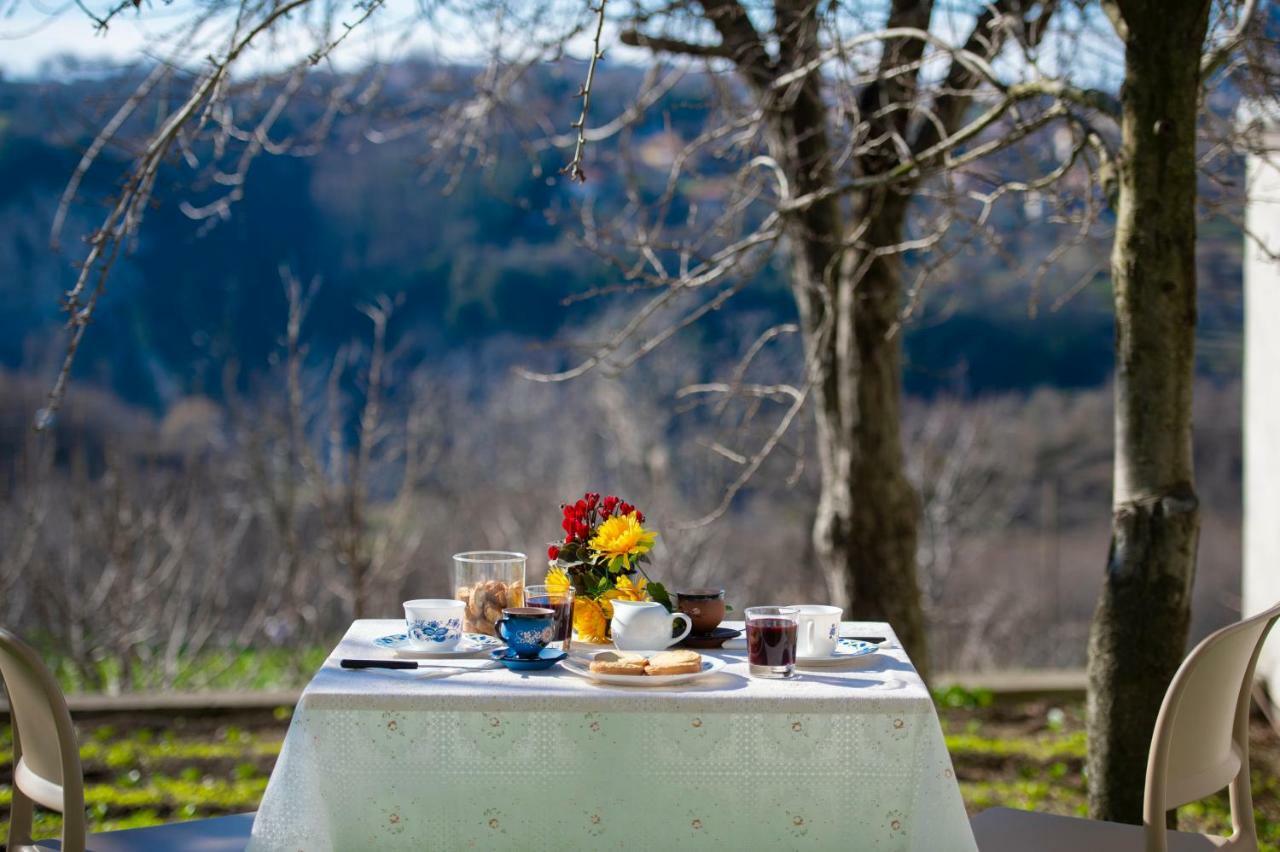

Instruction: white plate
[373,632,504,658]
[561,655,726,686]
[796,638,879,666]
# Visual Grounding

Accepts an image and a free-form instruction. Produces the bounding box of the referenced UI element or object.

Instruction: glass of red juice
[745,606,800,678]
[524,584,574,651]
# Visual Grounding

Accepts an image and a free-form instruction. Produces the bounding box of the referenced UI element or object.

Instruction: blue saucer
[490,647,566,671]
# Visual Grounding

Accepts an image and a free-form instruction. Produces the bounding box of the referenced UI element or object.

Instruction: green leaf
[646,581,673,612]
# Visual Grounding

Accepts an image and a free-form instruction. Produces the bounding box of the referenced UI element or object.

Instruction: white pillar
[1244,122,1280,697]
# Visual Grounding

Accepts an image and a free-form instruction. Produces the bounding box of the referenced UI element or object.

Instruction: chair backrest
[1143,600,1280,851]
[0,628,86,852]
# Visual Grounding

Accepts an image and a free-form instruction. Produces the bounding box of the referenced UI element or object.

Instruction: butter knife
[341,658,498,670]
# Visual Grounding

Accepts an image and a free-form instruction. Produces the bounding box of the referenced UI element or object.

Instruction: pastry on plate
[589,651,648,675]
[643,650,702,676]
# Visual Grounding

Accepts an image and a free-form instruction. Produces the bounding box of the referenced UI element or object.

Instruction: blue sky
[2,0,157,76]
[1,0,1124,92]
[0,0,515,78]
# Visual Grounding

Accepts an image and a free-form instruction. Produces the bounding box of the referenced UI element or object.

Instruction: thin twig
[562,0,608,182]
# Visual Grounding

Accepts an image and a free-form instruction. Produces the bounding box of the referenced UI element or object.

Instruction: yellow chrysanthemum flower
[546,557,652,642]
[572,597,609,643]
[601,574,649,618]
[546,565,571,595]
[588,512,657,571]
[611,574,648,601]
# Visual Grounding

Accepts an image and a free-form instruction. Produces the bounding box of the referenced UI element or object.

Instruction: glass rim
[502,606,555,617]
[452,550,527,564]
[525,583,575,595]
[744,606,800,618]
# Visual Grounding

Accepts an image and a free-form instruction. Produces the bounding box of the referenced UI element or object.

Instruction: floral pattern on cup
[408,618,462,644]
[514,627,553,646]
[404,599,467,651]
[790,604,842,658]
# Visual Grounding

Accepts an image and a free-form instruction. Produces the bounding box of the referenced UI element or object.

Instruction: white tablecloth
[249,619,975,851]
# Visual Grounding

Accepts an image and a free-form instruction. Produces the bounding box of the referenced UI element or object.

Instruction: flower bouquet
[545,492,673,643]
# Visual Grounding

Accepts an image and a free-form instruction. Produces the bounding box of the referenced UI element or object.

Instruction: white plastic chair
[970,600,1280,852]
[1,628,254,851]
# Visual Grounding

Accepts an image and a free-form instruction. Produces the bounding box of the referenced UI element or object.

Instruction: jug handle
[668,613,692,646]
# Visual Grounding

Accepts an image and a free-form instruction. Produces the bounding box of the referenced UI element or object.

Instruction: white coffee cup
[610,599,692,651]
[403,599,466,651]
[791,605,842,657]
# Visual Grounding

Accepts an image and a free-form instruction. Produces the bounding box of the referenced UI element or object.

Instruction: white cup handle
[668,613,692,647]
[804,620,814,651]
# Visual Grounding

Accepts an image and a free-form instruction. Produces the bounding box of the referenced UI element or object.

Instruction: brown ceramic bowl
[676,588,726,636]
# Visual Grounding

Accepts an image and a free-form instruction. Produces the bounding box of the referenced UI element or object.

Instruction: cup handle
[805,620,814,650]
[668,613,692,646]
[497,620,510,643]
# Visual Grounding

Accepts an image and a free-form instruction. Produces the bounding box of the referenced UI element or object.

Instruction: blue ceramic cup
[497,607,556,659]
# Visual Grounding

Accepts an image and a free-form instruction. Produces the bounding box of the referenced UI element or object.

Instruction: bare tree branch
[1201,0,1258,79]
[563,0,610,182]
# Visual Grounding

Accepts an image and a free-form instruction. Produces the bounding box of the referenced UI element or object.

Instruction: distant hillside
[0,63,1244,411]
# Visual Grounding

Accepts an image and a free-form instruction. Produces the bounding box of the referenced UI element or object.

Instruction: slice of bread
[644,650,702,676]
[589,651,648,675]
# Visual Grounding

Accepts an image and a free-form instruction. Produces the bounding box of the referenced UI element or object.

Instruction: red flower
[548,545,560,560]
[619,502,634,516]
[636,510,645,523]
[575,521,589,539]
[586,492,600,507]
[602,495,618,514]
[562,518,575,534]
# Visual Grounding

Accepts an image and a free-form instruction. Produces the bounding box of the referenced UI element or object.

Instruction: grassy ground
[937,693,1280,849]
[47,647,334,695]
[1,697,1277,849]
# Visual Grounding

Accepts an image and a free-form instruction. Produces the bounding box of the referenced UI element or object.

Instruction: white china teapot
[609,600,692,651]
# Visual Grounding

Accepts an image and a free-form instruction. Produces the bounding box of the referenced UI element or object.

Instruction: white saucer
[373,632,504,658]
[796,638,879,666]
[561,655,726,686]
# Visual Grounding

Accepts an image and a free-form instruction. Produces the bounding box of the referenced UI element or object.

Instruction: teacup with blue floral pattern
[496,607,556,659]
[403,599,466,651]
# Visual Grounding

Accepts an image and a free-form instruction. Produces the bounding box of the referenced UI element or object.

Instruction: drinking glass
[453,551,526,637]
[745,606,799,679]
[524,583,575,651]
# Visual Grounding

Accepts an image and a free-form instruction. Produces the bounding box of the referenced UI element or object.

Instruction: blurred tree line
[0,64,1242,413]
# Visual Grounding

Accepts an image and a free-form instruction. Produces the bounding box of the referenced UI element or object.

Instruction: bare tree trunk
[1086,0,1210,824]
[838,193,925,670]
[766,0,928,676]
[622,0,1052,683]
[810,191,925,675]
[812,309,925,670]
